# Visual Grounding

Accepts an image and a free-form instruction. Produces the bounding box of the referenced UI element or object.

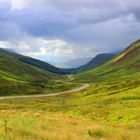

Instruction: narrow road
[0,83,90,100]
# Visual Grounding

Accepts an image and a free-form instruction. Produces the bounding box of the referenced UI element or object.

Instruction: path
[0,83,90,100]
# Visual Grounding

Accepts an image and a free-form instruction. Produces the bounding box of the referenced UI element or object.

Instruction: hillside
[75,39,140,82]
[0,49,77,96]
[0,48,65,74]
[61,53,116,74]
[78,53,116,71]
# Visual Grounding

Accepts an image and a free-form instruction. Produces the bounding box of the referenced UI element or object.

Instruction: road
[0,83,90,100]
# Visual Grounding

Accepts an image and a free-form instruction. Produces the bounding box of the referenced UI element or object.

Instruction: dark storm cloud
[0,0,139,38]
[133,9,140,22]
[0,0,139,39]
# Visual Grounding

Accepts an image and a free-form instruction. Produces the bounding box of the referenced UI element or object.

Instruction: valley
[0,40,140,140]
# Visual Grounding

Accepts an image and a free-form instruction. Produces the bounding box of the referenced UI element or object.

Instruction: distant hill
[62,53,117,74]
[75,39,140,82]
[78,53,117,71]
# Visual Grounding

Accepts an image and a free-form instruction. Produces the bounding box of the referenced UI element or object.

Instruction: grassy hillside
[75,39,140,83]
[78,53,116,71]
[0,49,78,96]
[1,49,65,74]
[71,40,140,125]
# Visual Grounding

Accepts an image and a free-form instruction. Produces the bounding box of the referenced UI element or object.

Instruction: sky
[0,0,140,67]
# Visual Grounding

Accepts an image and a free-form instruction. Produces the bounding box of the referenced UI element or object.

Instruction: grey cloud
[133,9,140,22]
[0,0,140,61]
[0,0,140,40]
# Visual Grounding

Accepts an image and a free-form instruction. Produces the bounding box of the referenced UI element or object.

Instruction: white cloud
[10,0,48,10]
[8,0,25,10]
[18,41,30,51]
[0,36,100,59]
[0,41,11,48]
[20,38,79,57]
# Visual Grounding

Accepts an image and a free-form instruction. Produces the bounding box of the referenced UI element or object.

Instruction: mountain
[78,53,117,71]
[0,49,66,74]
[62,53,117,74]
[0,48,67,96]
[75,39,140,82]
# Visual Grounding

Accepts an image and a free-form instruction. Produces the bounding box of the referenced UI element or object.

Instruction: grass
[0,110,139,140]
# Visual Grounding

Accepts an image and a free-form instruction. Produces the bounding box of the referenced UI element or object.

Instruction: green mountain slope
[0,49,76,96]
[75,39,140,83]
[61,53,117,74]
[78,53,116,71]
[1,49,65,74]
[0,49,58,95]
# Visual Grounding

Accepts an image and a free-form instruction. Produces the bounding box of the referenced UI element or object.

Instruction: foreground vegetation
[0,110,139,140]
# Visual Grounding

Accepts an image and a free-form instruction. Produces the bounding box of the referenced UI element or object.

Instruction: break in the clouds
[0,0,140,64]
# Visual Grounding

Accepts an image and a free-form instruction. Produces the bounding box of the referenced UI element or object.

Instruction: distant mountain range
[1,48,120,75]
[78,53,117,71]
[48,57,92,68]
[3,48,119,73]
[62,53,118,73]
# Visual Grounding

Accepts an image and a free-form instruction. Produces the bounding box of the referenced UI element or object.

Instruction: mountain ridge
[0,48,65,74]
[75,39,140,82]
[0,48,65,96]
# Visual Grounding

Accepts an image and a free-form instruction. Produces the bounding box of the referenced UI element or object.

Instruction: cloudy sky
[0,0,140,66]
